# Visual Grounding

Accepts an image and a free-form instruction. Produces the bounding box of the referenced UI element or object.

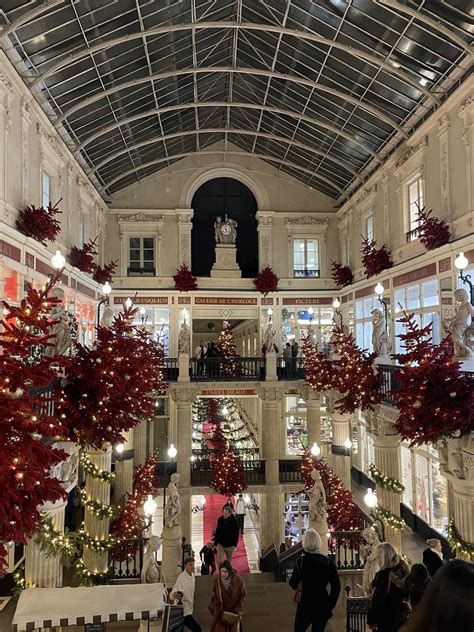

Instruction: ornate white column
[114,430,135,505]
[133,418,148,468]
[259,386,282,486]
[176,209,194,267]
[326,392,352,491]
[260,492,285,550]
[82,447,112,575]
[301,385,321,447]
[437,114,452,225]
[459,96,474,214]
[438,434,474,561]
[256,211,274,269]
[170,387,195,488]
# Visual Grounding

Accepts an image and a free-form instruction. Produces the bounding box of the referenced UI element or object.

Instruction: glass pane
[143,250,154,260]
[432,460,448,533]
[401,446,414,509]
[422,280,438,307]
[355,322,364,348]
[394,289,405,311]
[129,249,141,260]
[355,300,364,320]
[129,237,140,249]
[143,261,154,269]
[407,284,420,310]
[143,237,154,249]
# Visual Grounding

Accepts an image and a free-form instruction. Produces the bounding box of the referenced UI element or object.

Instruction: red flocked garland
[68,238,98,273]
[392,311,473,445]
[173,264,197,291]
[331,261,354,288]
[417,207,451,251]
[361,238,393,279]
[253,266,279,296]
[16,200,62,246]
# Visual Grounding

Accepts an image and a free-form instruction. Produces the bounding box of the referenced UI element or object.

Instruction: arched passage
[191,178,258,278]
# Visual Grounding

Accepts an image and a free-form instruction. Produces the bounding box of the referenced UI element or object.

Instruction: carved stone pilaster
[437,114,451,224]
[176,209,194,267]
[256,211,274,269]
[382,172,390,245]
[20,98,31,207]
[459,96,474,213]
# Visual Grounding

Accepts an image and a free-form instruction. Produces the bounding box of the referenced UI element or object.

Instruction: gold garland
[81,453,116,484]
[79,489,117,519]
[446,518,474,559]
[375,506,405,530]
[369,463,405,494]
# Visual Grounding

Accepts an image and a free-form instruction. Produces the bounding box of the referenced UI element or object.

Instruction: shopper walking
[209,560,246,632]
[235,494,246,534]
[170,557,202,632]
[289,528,341,632]
[422,538,444,577]
[200,541,216,576]
[214,506,240,565]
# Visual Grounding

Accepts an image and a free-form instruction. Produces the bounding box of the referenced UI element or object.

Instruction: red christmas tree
[16,200,62,246]
[361,238,393,279]
[217,320,240,377]
[331,327,382,413]
[301,333,334,392]
[0,273,70,575]
[173,264,197,291]
[253,266,279,296]
[62,304,166,448]
[392,312,473,445]
[133,450,160,504]
[68,238,98,273]
[331,261,354,288]
[417,207,451,251]
[211,448,247,496]
[92,260,118,285]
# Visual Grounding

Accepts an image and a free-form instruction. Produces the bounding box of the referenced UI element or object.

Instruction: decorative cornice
[117,212,163,224]
[285,216,329,226]
[459,95,474,117]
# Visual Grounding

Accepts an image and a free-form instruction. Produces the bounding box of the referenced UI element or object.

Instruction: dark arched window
[191,178,258,278]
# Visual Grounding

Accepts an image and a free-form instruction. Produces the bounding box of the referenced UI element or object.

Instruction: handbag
[217,575,241,627]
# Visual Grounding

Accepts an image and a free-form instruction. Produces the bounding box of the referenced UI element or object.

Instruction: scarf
[221,576,232,590]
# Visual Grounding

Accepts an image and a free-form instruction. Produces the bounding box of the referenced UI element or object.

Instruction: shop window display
[285,396,307,455]
[285,492,309,546]
[280,307,333,352]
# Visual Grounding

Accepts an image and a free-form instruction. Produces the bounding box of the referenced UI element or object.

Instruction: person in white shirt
[170,557,201,632]
[235,493,246,535]
[195,339,206,375]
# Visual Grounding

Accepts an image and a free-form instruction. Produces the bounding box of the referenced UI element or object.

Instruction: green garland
[375,506,405,531]
[369,463,405,494]
[74,557,114,586]
[13,565,26,596]
[33,515,80,568]
[79,489,117,519]
[76,528,120,552]
[81,453,116,484]
[446,518,474,559]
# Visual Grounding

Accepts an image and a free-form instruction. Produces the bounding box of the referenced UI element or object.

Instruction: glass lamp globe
[310,442,321,457]
[344,438,352,450]
[244,494,251,503]
[167,443,177,459]
[364,487,378,509]
[124,297,133,309]
[139,306,146,316]
[143,494,157,517]
[102,281,112,295]
[374,282,385,296]
[332,298,341,309]
[267,308,273,316]
[51,250,66,269]
[115,443,125,454]
[222,406,229,416]
[454,252,469,271]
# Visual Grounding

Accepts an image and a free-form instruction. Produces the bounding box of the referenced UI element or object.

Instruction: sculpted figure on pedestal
[443,288,474,357]
[141,535,164,584]
[100,305,114,329]
[371,308,391,356]
[307,470,329,554]
[361,527,381,596]
[264,322,276,353]
[178,321,190,355]
[164,473,181,528]
[214,213,238,245]
[45,288,71,357]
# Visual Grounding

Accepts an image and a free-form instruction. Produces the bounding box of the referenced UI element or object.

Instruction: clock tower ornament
[214,213,238,244]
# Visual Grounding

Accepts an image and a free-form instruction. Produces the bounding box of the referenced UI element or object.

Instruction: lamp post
[267,307,273,324]
[310,442,321,458]
[374,282,389,324]
[162,444,177,527]
[454,252,473,305]
[97,281,112,328]
[344,438,352,457]
[308,306,314,327]
[364,487,385,541]
[332,298,342,328]
[51,249,66,270]
[143,494,158,537]
[139,306,147,326]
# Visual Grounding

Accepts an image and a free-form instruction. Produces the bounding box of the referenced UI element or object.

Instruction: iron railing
[163,357,179,381]
[189,356,266,381]
[190,459,266,485]
[279,460,303,483]
[109,536,146,581]
[156,461,178,487]
[328,531,364,570]
[377,364,400,405]
[405,226,421,242]
[293,269,321,278]
[345,588,371,632]
[277,356,305,380]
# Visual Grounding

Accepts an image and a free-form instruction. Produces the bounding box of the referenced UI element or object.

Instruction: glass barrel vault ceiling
[0,0,472,201]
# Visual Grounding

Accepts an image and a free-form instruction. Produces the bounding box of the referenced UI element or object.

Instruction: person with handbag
[170,557,202,632]
[209,560,246,631]
[289,529,340,632]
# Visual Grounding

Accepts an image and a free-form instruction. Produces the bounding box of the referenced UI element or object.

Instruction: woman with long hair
[209,560,246,632]
[367,542,410,632]
[403,564,430,609]
[401,560,474,632]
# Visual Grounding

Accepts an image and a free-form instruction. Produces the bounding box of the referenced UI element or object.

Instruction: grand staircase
[193,572,348,631]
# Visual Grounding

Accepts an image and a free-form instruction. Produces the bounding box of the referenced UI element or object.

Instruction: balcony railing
[293,269,321,278]
[109,536,146,581]
[405,226,420,242]
[328,530,364,570]
[279,460,303,484]
[163,357,179,381]
[277,357,305,380]
[189,356,266,381]
[190,459,266,485]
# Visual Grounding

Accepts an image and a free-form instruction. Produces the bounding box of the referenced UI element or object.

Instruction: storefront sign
[76,282,96,299]
[261,297,273,305]
[438,257,451,273]
[25,252,35,268]
[195,297,257,305]
[178,296,191,304]
[200,389,256,396]
[282,297,332,305]
[113,296,168,305]
[0,240,21,262]
[393,263,437,287]
[35,259,68,285]
[354,285,376,299]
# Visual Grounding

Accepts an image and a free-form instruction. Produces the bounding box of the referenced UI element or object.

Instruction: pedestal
[177,353,190,383]
[210,244,241,278]
[260,391,281,486]
[328,395,352,491]
[260,492,284,550]
[265,351,277,381]
[161,525,182,588]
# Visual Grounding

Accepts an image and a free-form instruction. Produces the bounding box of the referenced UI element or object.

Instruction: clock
[220,223,232,235]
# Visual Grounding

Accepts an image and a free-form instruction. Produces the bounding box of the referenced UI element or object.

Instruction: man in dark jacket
[422,538,444,577]
[199,541,216,575]
[214,506,240,565]
[289,529,341,632]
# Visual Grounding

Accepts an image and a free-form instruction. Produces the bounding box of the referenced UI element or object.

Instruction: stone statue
[443,288,474,357]
[307,470,329,554]
[141,536,164,584]
[178,321,190,355]
[371,308,391,356]
[214,213,237,245]
[163,473,181,528]
[99,305,114,329]
[361,527,381,596]
[264,322,276,353]
[45,288,71,357]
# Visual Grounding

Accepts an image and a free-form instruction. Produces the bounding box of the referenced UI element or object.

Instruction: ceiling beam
[0,0,66,39]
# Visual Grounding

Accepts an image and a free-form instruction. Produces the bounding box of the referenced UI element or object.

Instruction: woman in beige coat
[209,560,246,631]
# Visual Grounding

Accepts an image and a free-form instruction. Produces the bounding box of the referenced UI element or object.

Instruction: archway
[191,177,258,278]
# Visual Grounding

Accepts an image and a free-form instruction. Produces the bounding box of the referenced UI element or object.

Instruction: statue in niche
[371,308,391,356]
[361,527,381,596]
[45,288,71,357]
[307,469,328,554]
[214,213,237,245]
[100,305,114,329]
[163,473,181,528]
[141,535,164,584]
[443,288,474,357]
[178,321,190,355]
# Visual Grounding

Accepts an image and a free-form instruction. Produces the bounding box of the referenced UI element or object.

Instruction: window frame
[42,171,51,208]
[127,235,156,276]
[292,237,320,279]
[405,174,424,241]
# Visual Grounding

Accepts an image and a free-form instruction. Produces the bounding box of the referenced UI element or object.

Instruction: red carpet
[203,493,250,574]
